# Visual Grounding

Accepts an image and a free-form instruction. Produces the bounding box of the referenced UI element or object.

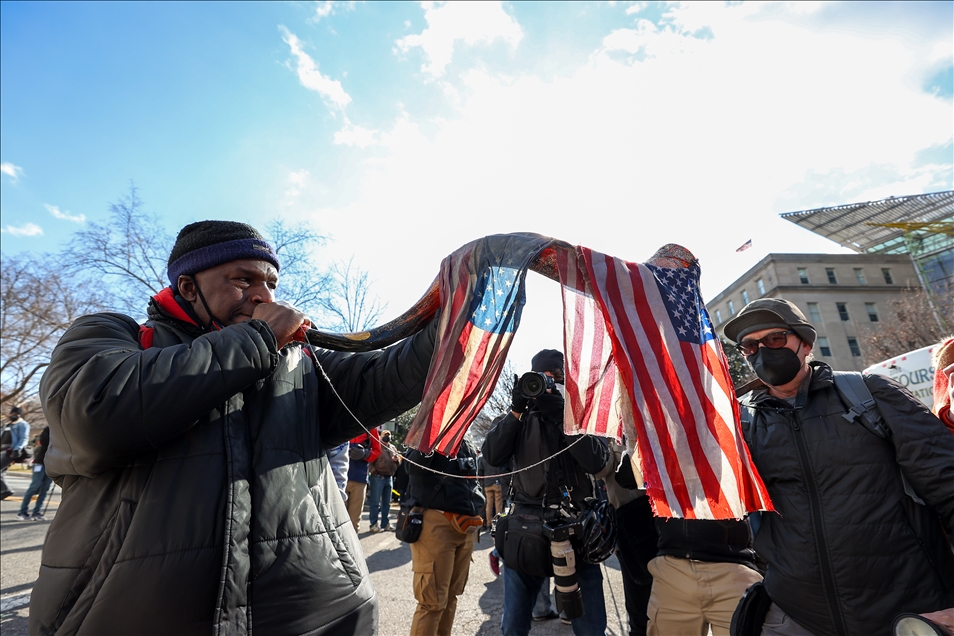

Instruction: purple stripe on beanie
[167,238,281,285]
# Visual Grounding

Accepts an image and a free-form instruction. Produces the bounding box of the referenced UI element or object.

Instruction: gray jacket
[33,297,435,636]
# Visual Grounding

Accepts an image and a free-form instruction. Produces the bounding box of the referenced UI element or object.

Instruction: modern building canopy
[781,191,953,295]
[781,190,953,255]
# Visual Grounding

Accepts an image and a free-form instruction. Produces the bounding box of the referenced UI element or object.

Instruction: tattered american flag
[573,245,773,519]
[404,235,773,519]
[404,233,555,454]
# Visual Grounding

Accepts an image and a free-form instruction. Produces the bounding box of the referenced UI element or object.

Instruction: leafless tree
[62,183,171,317]
[720,338,756,390]
[858,285,954,365]
[321,257,387,332]
[390,405,419,450]
[1,252,104,407]
[264,219,334,318]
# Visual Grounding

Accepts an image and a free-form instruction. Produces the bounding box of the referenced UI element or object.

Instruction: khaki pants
[647,555,763,636]
[484,483,504,524]
[345,480,367,532]
[409,508,476,636]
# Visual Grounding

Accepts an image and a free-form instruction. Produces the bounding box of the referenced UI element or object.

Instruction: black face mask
[747,346,802,386]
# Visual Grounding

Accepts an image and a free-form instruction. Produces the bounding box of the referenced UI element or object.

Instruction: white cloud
[334,119,379,147]
[625,3,648,16]
[45,204,86,223]
[311,1,356,24]
[1,223,43,237]
[396,1,523,77]
[299,2,951,368]
[1,162,24,182]
[280,26,351,110]
[284,169,310,199]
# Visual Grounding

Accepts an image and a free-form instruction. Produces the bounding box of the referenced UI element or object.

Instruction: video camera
[517,371,556,399]
[543,518,585,620]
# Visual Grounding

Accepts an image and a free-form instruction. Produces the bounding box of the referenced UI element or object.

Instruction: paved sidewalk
[361,506,629,636]
[1,491,630,636]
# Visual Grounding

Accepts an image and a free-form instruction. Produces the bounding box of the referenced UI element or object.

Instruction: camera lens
[550,539,584,620]
[518,372,552,399]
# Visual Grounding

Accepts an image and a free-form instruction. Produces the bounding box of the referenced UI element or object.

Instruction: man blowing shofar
[32,221,437,635]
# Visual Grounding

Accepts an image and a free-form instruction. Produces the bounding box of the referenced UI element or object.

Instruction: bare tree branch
[320,257,387,332]
[62,183,171,316]
[858,285,954,365]
[1,252,104,406]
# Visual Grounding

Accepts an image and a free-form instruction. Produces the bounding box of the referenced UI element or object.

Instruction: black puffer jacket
[740,362,954,636]
[33,294,436,636]
[482,408,608,513]
[406,439,484,516]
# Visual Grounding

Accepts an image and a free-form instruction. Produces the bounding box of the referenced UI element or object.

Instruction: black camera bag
[729,582,772,636]
[496,513,553,578]
[395,503,425,543]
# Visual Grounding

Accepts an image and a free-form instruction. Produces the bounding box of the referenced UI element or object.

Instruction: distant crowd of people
[8,219,953,636]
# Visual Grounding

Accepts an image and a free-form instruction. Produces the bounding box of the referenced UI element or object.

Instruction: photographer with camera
[483,349,611,636]
[404,438,485,636]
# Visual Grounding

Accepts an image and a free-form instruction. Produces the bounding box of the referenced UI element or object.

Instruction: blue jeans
[19,465,52,516]
[501,560,607,636]
[367,474,393,527]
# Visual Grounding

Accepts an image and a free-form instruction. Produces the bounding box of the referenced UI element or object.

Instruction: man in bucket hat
[33,220,437,635]
[724,298,954,635]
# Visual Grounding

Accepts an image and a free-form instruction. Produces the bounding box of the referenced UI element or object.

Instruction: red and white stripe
[580,247,772,520]
[557,247,628,441]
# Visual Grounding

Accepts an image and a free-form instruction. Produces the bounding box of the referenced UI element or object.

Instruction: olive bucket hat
[722,298,816,347]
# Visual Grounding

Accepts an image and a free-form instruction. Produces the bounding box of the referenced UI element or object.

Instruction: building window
[798,268,809,284]
[837,302,850,321]
[882,268,893,284]
[741,290,749,305]
[818,336,832,357]
[807,302,822,323]
[826,268,838,284]
[715,309,722,324]
[728,300,735,316]
[865,303,879,322]
[847,337,862,357]
[756,278,765,295]
[854,268,866,284]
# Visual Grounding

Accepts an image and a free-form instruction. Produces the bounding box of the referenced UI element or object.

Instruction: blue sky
[2,1,951,368]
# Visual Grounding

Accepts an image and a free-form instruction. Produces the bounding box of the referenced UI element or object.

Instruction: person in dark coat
[724,298,954,636]
[405,438,485,636]
[33,220,437,636]
[18,426,53,521]
[482,349,610,636]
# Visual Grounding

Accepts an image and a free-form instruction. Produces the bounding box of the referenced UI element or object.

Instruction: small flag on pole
[735,239,752,252]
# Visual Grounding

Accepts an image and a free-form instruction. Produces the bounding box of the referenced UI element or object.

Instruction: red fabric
[934,337,954,433]
[350,429,381,464]
[152,287,199,326]
[138,325,155,349]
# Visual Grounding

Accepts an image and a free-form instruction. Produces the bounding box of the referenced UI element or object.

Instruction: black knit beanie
[531,349,564,373]
[167,221,280,286]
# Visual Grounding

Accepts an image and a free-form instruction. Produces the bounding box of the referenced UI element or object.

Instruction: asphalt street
[1,470,629,636]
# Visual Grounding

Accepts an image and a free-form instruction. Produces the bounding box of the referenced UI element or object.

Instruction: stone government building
[708,253,919,372]
[709,191,953,372]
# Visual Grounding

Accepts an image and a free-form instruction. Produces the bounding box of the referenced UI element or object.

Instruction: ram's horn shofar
[304,245,565,352]
[305,276,441,352]
[304,240,696,352]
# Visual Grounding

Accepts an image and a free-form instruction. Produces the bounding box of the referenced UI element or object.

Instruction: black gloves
[510,374,529,414]
[347,444,370,461]
[534,392,564,421]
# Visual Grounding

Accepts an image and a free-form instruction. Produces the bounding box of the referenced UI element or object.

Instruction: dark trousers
[0,452,13,496]
[615,496,659,636]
